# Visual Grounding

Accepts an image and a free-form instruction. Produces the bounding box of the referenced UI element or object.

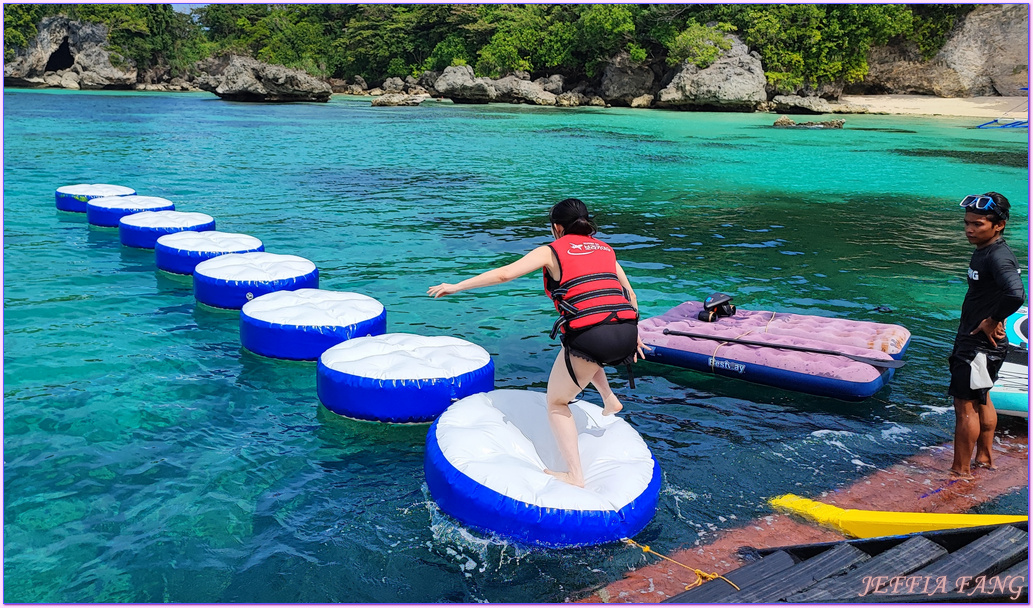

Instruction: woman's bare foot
[601,393,623,416]
[948,468,975,481]
[544,469,585,487]
[973,460,998,470]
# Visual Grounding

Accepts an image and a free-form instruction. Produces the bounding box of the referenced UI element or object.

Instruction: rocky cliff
[851,4,1028,96]
[3,15,136,90]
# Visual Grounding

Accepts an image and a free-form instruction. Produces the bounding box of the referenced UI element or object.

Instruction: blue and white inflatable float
[86,195,175,227]
[194,252,318,309]
[119,211,216,249]
[240,289,387,360]
[425,389,661,548]
[991,306,1028,418]
[55,183,135,212]
[155,231,264,275]
[317,333,494,423]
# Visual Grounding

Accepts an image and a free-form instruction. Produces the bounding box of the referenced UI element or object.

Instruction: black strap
[564,348,584,389]
[563,288,627,305]
[626,363,636,389]
[549,272,620,299]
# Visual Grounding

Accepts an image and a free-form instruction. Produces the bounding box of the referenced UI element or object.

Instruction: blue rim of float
[241,307,387,360]
[1005,307,1028,348]
[193,268,319,310]
[316,359,494,423]
[87,202,176,227]
[55,188,136,213]
[990,388,1029,418]
[120,219,216,249]
[425,417,662,548]
[155,243,265,275]
[644,344,892,401]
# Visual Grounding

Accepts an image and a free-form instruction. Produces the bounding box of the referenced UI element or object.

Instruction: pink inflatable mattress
[639,301,911,401]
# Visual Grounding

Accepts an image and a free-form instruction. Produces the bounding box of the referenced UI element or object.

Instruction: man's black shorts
[947,335,1008,404]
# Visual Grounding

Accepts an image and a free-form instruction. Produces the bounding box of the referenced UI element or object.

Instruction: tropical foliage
[3,3,977,88]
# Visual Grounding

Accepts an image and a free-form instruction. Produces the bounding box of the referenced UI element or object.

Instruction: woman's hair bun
[550,198,596,236]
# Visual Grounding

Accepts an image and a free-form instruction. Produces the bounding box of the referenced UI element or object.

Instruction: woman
[428,198,647,487]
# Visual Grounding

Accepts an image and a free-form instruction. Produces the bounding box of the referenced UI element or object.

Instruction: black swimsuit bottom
[561,319,639,367]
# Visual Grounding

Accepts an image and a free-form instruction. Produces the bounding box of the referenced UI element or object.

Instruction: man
[948,192,1025,479]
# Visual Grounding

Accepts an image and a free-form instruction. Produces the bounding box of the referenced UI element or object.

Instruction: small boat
[666,522,1029,603]
[769,493,1028,539]
[992,307,1028,418]
[977,88,1029,129]
[639,299,911,401]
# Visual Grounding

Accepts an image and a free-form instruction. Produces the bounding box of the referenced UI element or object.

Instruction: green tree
[665,20,735,69]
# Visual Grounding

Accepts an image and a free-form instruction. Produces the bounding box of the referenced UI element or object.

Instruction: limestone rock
[629,94,654,108]
[858,4,1028,96]
[600,51,655,106]
[770,95,834,115]
[381,77,405,93]
[195,54,332,102]
[371,93,427,107]
[656,34,766,111]
[328,78,350,93]
[556,91,587,107]
[773,116,845,129]
[493,75,557,105]
[4,15,136,89]
[368,87,384,96]
[433,65,497,103]
[417,70,440,95]
[352,75,368,90]
[534,74,565,94]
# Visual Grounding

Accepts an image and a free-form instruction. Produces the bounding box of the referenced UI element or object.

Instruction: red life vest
[543,234,638,337]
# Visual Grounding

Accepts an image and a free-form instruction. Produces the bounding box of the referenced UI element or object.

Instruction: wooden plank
[850,559,1028,603]
[732,543,870,603]
[893,524,1027,592]
[786,536,948,602]
[664,550,795,603]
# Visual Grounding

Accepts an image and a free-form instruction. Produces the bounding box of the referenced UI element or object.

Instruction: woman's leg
[544,347,602,487]
[589,368,623,415]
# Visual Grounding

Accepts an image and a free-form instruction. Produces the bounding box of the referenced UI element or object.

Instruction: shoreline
[841,94,1029,119]
[6,85,1029,120]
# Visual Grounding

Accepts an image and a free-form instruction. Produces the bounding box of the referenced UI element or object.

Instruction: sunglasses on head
[960,194,1008,220]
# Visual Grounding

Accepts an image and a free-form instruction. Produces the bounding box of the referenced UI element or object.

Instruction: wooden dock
[667,523,1027,602]
[575,434,1028,603]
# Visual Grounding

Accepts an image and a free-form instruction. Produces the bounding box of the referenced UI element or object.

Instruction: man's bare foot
[948,468,975,480]
[973,460,998,470]
[601,393,623,416]
[544,469,585,488]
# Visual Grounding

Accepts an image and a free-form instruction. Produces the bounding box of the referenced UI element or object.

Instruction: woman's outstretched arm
[428,245,554,298]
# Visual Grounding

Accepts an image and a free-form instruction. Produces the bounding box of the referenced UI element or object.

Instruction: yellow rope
[622,538,741,592]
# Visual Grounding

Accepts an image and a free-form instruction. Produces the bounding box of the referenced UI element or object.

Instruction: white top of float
[435,389,656,510]
[320,333,490,380]
[194,252,316,281]
[120,210,214,228]
[57,184,135,197]
[242,289,384,327]
[155,230,262,253]
[88,195,174,210]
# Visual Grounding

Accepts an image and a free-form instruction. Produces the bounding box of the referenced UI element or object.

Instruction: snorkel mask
[960,194,1009,221]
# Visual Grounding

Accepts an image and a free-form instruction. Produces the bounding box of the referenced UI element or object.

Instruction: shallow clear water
[3,89,1029,603]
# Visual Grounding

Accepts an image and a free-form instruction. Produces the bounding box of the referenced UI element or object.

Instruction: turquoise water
[3,89,1029,603]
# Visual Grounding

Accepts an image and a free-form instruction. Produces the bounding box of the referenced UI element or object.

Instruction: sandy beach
[841,94,1029,118]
